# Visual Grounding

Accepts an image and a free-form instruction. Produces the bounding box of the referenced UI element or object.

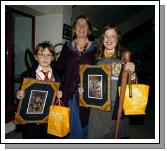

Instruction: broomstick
[114,50,131,138]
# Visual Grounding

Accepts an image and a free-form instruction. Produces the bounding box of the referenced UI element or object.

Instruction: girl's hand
[56,91,62,99]
[125,62,135,73]
[125,62,136,80]
[16,90,25,100]
[78,87,84,96]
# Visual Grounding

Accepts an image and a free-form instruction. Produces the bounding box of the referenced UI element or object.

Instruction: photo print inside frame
[88,75,103,99]
[26,90,48,114]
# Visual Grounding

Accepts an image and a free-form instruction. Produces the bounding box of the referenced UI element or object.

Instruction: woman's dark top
[54,41,97,105]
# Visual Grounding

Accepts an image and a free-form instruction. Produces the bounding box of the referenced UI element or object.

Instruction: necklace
[74,39,89,55]
[104,49,114,58]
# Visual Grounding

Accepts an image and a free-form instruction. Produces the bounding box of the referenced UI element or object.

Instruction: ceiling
[8,5,64,16]
[8,5,155,38]
[72,5,149,24]
[72,5,154,37]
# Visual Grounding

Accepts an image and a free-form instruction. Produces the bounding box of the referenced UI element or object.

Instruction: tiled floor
[6,109,155,139]
[6,131,22,139]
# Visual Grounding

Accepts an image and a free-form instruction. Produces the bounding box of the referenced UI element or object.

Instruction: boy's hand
[56,91,62,99]
[78,87,84,96]
[16,90,25,100]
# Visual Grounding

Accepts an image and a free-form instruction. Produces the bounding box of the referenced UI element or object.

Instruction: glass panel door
[5,7,34,123]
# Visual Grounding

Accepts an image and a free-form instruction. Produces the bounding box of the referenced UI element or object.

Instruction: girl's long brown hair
[97,24,121,61]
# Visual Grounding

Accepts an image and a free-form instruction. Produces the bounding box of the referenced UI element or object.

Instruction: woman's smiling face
[103,28,118,50]
[75,18,89,38]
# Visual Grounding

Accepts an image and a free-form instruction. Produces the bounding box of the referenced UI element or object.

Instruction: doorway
[5,6,35,124]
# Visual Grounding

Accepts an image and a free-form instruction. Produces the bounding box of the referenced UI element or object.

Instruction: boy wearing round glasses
[16,41,62,139]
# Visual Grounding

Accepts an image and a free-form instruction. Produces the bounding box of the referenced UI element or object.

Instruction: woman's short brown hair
[72,15,92,36]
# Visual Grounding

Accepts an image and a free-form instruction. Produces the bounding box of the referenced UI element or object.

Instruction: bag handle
[54,75,65,106]
[128,72,139,97]
[128,71,132,98]
[55,98,64,106]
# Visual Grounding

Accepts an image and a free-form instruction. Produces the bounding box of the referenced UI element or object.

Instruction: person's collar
[37,65,52,73]
[36,65,52,80]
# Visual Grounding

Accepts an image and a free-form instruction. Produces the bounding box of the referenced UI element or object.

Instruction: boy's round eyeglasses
[37,54,53,59]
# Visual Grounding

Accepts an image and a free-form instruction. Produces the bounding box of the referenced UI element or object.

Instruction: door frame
[5,6,35,123]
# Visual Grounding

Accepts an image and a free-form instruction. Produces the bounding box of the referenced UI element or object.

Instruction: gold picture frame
[79,64,111,111]
[14,78,60,124]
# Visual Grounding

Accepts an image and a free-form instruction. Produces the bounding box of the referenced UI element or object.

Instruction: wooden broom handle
[115,50,131,138]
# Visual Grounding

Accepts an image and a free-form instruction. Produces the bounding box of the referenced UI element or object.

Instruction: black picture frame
[14,78,59,124]
[79,64,112,111]
[62,24,72,40]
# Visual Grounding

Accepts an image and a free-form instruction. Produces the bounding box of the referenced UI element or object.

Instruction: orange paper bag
[47,99,70,137]
[119,84,149,115]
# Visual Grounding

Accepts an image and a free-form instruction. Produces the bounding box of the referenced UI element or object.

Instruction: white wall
[35,13,63,46]
[63,5,72,25]
[35,5,72,52]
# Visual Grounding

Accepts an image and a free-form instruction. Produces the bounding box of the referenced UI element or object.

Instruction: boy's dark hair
[34,41,55,58]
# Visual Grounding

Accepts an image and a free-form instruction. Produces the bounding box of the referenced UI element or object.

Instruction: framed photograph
[62,24,72,40]
[14,78,60,124]
[79,64,111,111]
